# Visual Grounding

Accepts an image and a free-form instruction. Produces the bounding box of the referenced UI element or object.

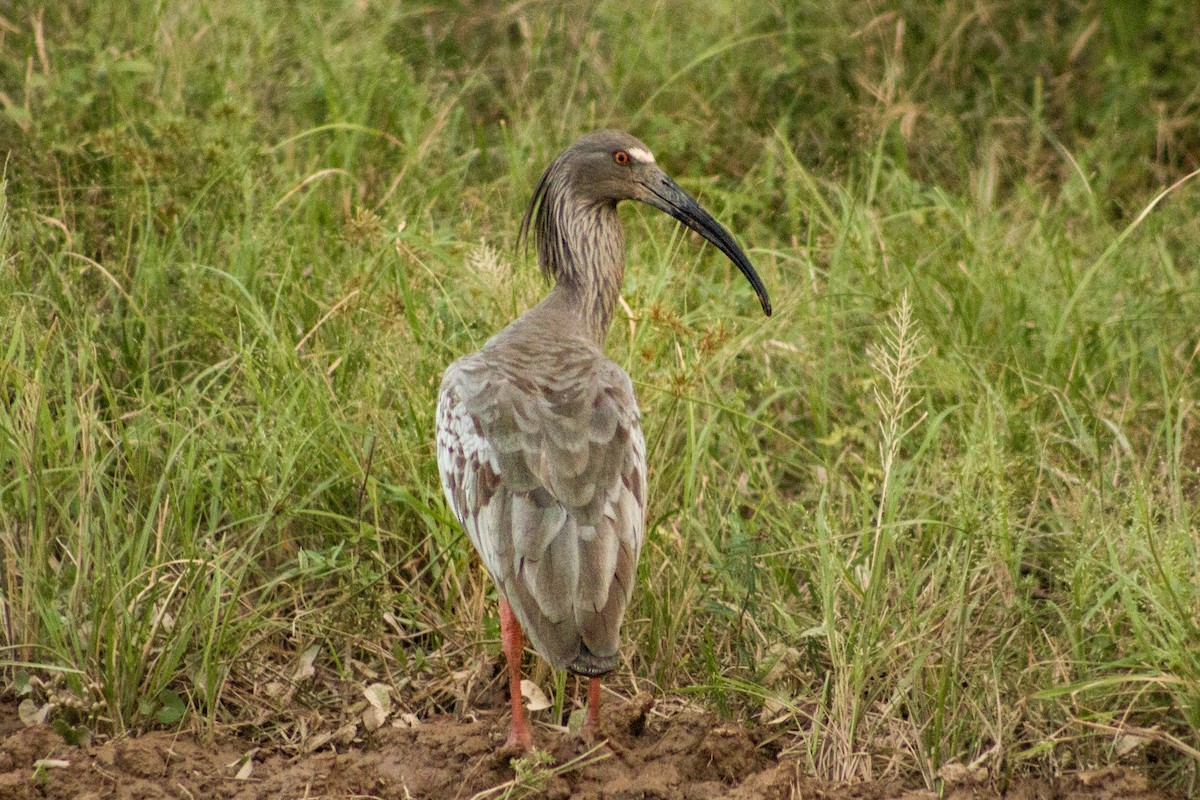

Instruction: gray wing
[435,345,646,675]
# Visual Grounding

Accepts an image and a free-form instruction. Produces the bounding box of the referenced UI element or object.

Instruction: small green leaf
[157,690,187,725]
[51,719,92,746]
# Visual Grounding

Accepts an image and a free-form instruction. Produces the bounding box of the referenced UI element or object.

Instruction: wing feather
[436,342,646,675]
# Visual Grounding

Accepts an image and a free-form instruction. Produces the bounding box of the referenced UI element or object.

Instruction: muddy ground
[0,699,1178,799]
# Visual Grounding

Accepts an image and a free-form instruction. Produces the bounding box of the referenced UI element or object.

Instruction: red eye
[613,150,630,165]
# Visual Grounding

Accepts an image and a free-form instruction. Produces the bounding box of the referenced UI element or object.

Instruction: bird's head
[522,130,772,317]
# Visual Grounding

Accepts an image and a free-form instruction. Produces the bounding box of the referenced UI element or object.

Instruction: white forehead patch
[628,146,655,164]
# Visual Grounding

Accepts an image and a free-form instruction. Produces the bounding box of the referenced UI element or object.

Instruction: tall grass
[1,0,1198,792]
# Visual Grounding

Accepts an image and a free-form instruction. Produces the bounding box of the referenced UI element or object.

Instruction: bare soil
[0,700,1177,799]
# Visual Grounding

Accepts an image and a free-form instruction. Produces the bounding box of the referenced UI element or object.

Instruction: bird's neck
[545,202,626,347]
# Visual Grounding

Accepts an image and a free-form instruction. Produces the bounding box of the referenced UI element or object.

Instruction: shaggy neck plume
[521,158,626,346]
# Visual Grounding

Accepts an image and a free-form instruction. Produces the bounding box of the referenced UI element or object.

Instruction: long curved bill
[640,172,772,316]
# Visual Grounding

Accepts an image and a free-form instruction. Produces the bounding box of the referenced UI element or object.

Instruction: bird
[435,130,771,753]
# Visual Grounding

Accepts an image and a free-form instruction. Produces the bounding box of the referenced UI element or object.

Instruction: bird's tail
[568,643,618,676]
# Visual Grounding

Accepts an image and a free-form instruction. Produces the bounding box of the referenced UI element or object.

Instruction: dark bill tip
[642,174,772,317]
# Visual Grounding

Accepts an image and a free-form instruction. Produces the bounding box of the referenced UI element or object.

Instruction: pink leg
[499,598,532,752]
[585,676,602,739]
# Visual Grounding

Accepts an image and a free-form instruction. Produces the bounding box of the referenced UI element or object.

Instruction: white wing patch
[435,376,507,577]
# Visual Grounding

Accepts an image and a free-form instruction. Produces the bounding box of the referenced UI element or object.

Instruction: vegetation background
[1,0,1198,793]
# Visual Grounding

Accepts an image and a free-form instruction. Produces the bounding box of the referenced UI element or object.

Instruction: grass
[2,0,1199,792]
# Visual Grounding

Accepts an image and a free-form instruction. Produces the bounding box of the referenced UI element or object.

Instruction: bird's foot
[583,709,601,745]
[500,724,533,758]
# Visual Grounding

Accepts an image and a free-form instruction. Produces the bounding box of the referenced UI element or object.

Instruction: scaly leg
[584,675,602,740]
[499,598,532,752]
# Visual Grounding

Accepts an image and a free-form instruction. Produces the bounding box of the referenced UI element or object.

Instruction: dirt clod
[627,694,655,737]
